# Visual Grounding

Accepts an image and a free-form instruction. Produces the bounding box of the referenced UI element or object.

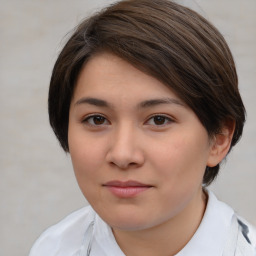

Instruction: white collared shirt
[29,191,256,256]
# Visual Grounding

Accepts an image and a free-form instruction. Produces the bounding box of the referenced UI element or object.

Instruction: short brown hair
[48,0,246,185]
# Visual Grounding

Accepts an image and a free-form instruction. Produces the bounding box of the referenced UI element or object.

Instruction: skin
[68,52,233,256]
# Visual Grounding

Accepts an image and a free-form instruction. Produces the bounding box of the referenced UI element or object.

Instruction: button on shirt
[29,191,256,256]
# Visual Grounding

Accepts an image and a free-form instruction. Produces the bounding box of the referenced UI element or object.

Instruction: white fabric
[29,191,256,256]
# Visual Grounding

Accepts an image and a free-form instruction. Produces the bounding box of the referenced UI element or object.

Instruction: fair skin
[68,52,233,256]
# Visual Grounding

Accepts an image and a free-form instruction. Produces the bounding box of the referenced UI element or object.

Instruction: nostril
[105,140,145,169]
[109,161,140,170]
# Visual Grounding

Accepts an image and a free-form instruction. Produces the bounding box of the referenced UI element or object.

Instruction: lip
[103,180,153,198]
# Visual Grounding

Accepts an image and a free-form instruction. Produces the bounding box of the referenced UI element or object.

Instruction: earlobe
[207,120,235,167]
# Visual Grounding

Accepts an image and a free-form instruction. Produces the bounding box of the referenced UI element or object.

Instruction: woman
[30,0,256,255]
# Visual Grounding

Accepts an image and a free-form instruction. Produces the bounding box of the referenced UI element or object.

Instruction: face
[68,52,215,232]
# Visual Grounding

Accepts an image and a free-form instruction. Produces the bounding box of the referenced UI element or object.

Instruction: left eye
[146,115,173,126]
[83,115,109,126]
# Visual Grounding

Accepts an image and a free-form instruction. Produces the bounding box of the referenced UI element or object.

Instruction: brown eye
[93,116,106,125]
[84,115,109,126]
[153,116,166,125]
[146,115,173,126]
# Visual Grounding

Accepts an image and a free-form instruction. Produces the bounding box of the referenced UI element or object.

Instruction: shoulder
[237,216,256,252]
[206,191,256,254]
[29,205,95,256]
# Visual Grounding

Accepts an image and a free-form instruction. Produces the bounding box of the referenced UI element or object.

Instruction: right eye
[83,115,109,126]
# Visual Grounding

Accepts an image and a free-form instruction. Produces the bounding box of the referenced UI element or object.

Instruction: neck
[112,189,207,256]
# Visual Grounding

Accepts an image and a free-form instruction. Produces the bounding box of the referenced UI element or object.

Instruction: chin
[99,208,151,231]
[106,212,165,232]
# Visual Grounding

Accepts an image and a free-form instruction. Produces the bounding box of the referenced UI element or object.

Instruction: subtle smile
[103,180,153,198]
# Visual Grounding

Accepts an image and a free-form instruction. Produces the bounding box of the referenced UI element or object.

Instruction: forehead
[73,52,184,105]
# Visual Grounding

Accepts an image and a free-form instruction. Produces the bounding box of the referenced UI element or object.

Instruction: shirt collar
[93,191,234,256]
[175,190,234,256]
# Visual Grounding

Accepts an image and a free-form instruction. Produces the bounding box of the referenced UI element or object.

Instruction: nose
[106,124,145,169]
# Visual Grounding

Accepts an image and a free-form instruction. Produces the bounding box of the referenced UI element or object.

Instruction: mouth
[102,180,153,198]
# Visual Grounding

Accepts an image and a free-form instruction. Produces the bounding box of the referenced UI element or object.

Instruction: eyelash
[145,114,174,126]
[82,114,174,127]
[82,114,110,126]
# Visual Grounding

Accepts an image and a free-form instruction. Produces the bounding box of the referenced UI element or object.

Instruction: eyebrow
[75,97,111,107]
[139,98,185,108]
[74,97,184,109]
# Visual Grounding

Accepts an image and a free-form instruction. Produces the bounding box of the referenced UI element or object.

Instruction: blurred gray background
[0,0,255,255]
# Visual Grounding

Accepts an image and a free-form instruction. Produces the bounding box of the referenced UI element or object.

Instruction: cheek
[148,136,208,216]
[68,135,106,203]
[68,130,104,179]
[151,133,209,185]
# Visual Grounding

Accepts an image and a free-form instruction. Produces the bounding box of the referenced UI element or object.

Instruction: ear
[207,120,235,167]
